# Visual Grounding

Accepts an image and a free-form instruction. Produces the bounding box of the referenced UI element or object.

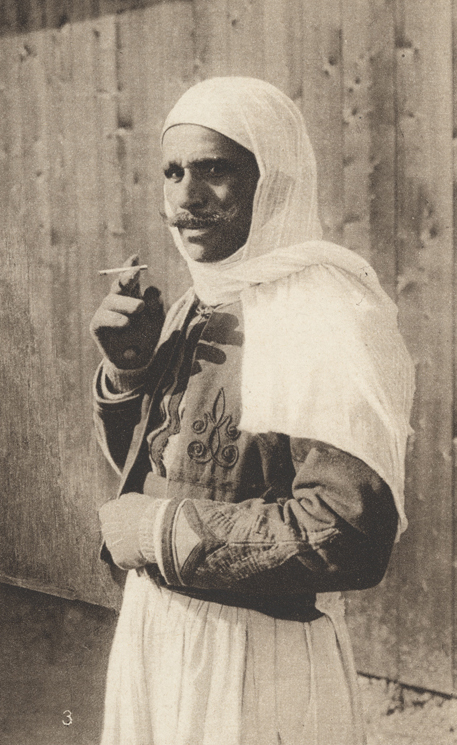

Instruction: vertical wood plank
[193,0,292,92]
[344,0,400,682]
[193,0,229,79]
[115,10,152,270]
[395,0,454,693]
[341,0,371,261]
[113,6,176,303]
[262,0,289,92]
[159,0,197,305]
[367,0,397,298]
[299,0,344,243]
[226,0,265,78]
[0,24,28,578]
[453,0,457,693]
[141,4,179,298]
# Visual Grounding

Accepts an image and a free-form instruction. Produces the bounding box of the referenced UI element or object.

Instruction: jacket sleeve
[151,440,398,594]
[93,289,197,475]
[93,361,146,475]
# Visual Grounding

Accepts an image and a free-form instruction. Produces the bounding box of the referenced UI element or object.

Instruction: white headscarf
[162,77,415,535]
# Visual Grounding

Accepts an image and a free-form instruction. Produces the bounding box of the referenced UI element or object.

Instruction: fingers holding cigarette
[90,254,164,369]
[102,255,145,297]
[99,265,148,275]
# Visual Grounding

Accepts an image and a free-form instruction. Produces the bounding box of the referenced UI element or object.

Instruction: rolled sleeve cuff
[93,362,144,412]
[139,498,169,569]
[157,498,202,586]
[101,358,151,396]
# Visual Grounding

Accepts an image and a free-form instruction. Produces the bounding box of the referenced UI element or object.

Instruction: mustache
[160,205,238,230]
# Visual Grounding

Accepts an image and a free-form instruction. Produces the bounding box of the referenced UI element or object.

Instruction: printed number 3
[62,710,73,726]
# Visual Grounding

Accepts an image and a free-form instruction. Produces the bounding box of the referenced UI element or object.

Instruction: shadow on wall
[0,583,117,745]
[0,0,188,37]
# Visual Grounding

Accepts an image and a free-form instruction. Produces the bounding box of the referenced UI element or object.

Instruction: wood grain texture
[344,0,400,683]
[453,0,457,694]
[299,0,344,243]
[0,0,455,693]
[157,1,196,304]
[341,0,371,260]
[394,0,454,693]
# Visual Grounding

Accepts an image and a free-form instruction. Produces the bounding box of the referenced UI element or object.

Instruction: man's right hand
[90,255,165,370]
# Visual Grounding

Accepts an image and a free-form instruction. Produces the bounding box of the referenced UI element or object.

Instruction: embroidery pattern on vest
[147,311,209,476]
[188,388,240,468]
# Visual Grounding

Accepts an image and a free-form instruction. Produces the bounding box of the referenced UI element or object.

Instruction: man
[90,77,414,745]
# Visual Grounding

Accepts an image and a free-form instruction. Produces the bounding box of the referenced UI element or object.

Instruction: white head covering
[162,77,415,536]
[162,76,322,303]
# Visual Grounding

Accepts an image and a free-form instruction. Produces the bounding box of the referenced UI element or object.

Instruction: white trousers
[101,570,365,745]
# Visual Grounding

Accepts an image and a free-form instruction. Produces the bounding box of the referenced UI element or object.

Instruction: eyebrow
[163,156,235,170]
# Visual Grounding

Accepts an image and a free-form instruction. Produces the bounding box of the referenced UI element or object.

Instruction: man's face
[162,124,260,263]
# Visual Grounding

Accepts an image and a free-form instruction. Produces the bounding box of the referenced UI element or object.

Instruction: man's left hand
[99,493,161,570]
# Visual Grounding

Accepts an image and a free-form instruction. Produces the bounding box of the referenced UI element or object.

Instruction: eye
[199,160,233,179]
[164,165,184,181]
[207,163,225,176]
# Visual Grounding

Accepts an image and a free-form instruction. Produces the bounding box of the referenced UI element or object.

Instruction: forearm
[154,442,398,594]
[93,361,146,473]
[99,441,398,593]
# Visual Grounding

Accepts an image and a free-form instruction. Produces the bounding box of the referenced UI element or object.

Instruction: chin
[182,243,214,262]
[181,238,230,263]
[179,226,246,262]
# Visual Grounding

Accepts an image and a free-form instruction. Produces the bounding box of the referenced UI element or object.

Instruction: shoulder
[255,261,395,329]
[245,240,396,319]
[291,252,398,326]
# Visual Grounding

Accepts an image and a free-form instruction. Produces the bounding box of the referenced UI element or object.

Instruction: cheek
[211,184,232,206]
[163,182,176,212]
[213,181,251,215]
[228,174,258,212]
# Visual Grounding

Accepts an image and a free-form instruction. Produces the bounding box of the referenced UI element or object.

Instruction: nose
[173,170,208,213]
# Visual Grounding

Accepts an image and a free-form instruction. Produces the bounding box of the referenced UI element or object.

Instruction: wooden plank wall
[344,0,455,695]
[0,0,455,693]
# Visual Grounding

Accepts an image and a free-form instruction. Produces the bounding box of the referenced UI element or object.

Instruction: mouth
[180,225,217,242]
[181,223,214,231]
[176,218,223,231]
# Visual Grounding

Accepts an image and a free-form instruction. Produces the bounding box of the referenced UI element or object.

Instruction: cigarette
[98,265,148,276]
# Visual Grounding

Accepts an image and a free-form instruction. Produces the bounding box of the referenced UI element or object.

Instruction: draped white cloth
[162,76,415,536]
[102,570,365,745]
